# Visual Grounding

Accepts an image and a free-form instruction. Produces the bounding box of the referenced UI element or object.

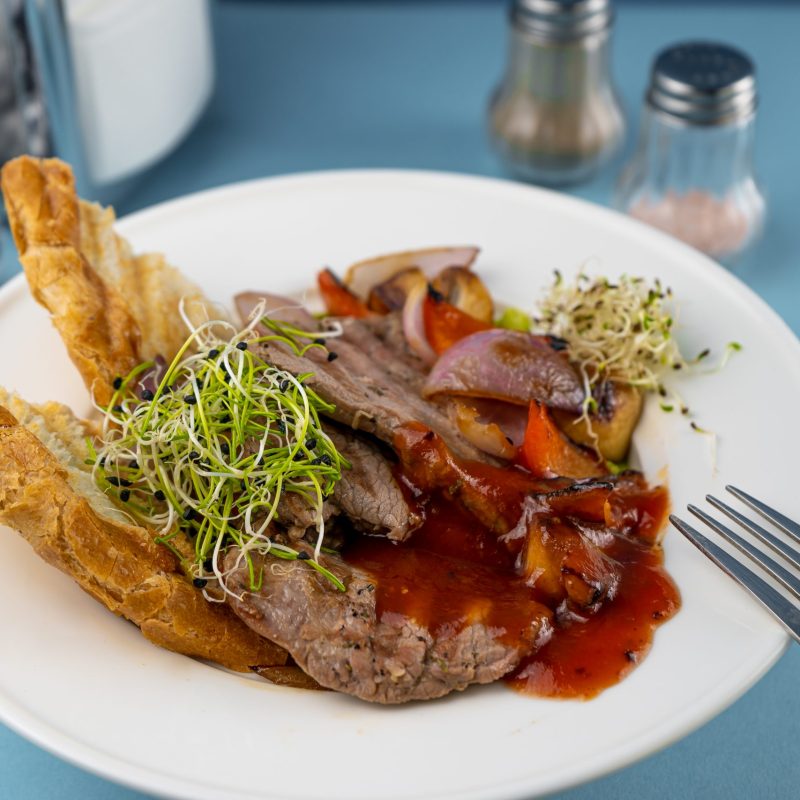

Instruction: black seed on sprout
[208,349,220,359]
[98,457,106,467]
[279,379,290,392]
[128,460,139,471]
[297,551,311,561]
[107,476,121,486]
[320,453,332,466]
[313,338,325,346]
[183,508,197,521]
[305,438,317,450]
[220,442,230,456]
[189,451,200,462]
[119,478,132,487]
[184,394,197,404]
[154,489,166,502]
[193,577,208,588]
[112,376,123,390]
[236,341,248,351]
[113,405,123,414]
[141,389,155,401]
[327,351,338,362]
[276,420,286,433]
[120,489,131,502]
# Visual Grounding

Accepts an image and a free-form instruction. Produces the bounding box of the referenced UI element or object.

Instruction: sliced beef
[355,312,429,378]
[328,426,422,541]
[272,424,421,542]
[225,547,545,703]
[236,293,494,462]
[276,493,337,540]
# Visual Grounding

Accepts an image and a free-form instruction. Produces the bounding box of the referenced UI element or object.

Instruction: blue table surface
[2,1,799,798]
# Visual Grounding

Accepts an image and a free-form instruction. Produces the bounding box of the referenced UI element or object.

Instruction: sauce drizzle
[343,425,680,699]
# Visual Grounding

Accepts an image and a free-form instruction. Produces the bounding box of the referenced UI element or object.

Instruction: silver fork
[670,486,800,643]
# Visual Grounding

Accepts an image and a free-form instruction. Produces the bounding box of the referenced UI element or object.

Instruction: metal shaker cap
[647,42,757,126]
[511,0,613,40]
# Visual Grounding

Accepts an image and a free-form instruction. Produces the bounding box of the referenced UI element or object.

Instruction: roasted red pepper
[317,268,371,318]
[521,400,607,480]
[422,289,490,354]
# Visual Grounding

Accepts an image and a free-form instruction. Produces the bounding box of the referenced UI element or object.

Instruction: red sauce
[343,425,681,700]
[345,498,551,651]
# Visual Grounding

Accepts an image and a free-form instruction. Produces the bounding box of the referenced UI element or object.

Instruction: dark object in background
[488,0,626,186]
[615,41,766,264]
[0,1,48,172]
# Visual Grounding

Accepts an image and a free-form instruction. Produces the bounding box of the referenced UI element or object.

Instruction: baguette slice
[0,156,224,407]
[0,156,288,673]
[0,390,286,671]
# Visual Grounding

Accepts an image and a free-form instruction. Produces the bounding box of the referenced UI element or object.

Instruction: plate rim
[0,167,795,800]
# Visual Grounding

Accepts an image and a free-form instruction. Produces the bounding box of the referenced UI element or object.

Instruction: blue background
[1,1,799,798]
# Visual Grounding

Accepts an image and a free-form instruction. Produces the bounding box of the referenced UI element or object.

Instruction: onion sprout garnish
[90,300,349,597]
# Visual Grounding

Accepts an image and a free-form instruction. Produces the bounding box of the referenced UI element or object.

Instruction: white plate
[0,171,796,800]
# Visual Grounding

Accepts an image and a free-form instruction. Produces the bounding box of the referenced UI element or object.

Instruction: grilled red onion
[422,329,584,412]
[402,281,437,365]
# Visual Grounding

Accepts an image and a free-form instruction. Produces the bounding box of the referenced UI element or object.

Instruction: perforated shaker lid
[647,42,757,125]
[512,0,613,40]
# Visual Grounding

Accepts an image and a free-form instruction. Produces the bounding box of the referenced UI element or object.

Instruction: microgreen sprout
[91,299,349,597]
[531,272,742,441]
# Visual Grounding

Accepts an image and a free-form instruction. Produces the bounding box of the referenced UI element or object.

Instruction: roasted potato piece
[552,384,643,463]
[367,267,425,312]
[431,266,494,323]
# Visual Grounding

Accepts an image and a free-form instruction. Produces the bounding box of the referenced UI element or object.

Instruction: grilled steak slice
[328,427,422,541]
[272,425,421,542]
[235,292,494,462]
[225,547,545,703]
[344,312,428,383]
[276,493,337,540]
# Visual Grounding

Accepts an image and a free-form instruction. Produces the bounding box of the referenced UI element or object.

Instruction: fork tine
[670,515,800,643]
[726,486,800,544]
[688,504,800,599]
[706,495,800,572]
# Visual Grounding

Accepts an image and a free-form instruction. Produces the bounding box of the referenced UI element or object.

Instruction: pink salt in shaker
[615,42,765,264]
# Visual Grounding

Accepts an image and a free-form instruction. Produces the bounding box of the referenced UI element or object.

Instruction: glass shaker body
[615,42,766,264]
[488,5,625,186]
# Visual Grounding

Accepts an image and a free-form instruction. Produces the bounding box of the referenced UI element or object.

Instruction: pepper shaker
[488,0,626,186]
[615,42,766,264]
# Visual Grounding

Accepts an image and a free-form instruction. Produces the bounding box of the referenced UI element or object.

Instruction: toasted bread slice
[0,390,286,671]
[0,156,224,407]
[0,157,288,673]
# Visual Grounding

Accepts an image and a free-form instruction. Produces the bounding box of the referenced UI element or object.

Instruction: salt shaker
[488,0,626,186]
[615,42,766,263]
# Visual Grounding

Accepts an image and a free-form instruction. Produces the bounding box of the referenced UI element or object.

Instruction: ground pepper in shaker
[488,0,625,186]
[615,42,766,264]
